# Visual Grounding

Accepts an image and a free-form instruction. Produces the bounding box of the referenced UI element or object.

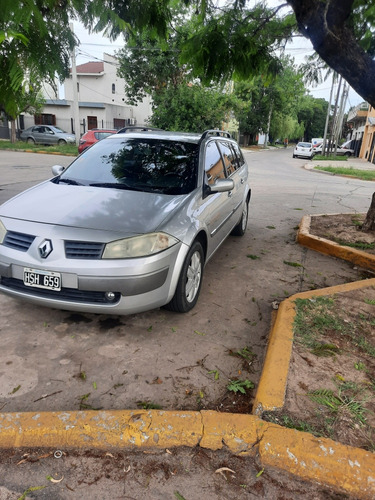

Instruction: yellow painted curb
[1,410,375,498]
[298,214,375,271]
[253,278,375,415]
[258,425,375,499]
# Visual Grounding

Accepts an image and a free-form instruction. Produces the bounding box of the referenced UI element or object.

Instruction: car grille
[65,241,105,259]
[0,277,120,304]
[3,231,35,251]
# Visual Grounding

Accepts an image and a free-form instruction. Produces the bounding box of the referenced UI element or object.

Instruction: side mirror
[51,165,65,176]
[209,178,234,193]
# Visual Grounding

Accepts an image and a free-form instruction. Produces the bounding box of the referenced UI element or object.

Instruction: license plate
[23,268,61,291]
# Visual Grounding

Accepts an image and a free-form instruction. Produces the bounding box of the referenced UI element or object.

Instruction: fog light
[105,291,116,301]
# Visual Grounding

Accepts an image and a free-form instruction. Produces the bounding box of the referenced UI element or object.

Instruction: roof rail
[116,126,162,134]
[198,129,232,147]
[201,130,232,140]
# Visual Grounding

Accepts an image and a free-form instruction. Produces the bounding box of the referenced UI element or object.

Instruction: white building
[20,53,152,136]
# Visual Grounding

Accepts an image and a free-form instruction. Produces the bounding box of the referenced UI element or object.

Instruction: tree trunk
[10,120,17,143]
[362,192,375,232]
[287,0,375,108]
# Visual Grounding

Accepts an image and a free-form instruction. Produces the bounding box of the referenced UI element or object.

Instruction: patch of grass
[247,254,259,260]
[293,296,348,351]
[334,239,375,251]
[283,260,303,268]
[364,298,375,305]
[266,225,276,229]
[137,401,163,410]
[313,155,348,161]
[269,413,321,435]
[294,295,375,359]
[308,383,368,425]
[0,139,77,156]
[314,165,375,181]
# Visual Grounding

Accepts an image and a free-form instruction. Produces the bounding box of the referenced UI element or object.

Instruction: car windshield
[56,137,198,195]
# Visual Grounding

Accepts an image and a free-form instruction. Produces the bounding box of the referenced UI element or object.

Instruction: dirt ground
[265,214,375,452]
[309,212,375,255]
[0,446,355,500]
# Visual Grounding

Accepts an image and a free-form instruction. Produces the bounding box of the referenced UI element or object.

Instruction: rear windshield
[94,132,115,140]
[298,142,312,148]
[57,138,198,195]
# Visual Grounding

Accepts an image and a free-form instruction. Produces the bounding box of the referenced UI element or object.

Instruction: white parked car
[293,142,313,159]
[313,142,354,156]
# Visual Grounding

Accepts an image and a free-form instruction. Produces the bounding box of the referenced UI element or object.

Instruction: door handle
[228,191,232,197]
[240,178,245,184]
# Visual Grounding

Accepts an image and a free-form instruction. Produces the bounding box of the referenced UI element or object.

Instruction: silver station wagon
[0,129,251,315]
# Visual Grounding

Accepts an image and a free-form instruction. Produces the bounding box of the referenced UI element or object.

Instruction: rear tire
[27,137,35,144]
[164,241,204,313]
[231,198,249,236]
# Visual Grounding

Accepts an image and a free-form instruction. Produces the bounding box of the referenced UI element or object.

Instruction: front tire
[58,139,66,145]
[164,241,204,313]
[231,198,249,236]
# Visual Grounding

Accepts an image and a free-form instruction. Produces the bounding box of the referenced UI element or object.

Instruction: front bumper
[0,221,189,315]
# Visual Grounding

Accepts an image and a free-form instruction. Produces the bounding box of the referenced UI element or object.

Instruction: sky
[68,19,364,112]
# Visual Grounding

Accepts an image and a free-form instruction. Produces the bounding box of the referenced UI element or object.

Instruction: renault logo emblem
[38,239,53,259]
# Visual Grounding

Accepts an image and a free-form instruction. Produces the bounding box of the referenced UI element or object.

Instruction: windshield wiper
[58,178,84,186]
[89,182,142,190]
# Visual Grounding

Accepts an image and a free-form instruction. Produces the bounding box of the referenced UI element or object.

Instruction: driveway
[0,149,373,414]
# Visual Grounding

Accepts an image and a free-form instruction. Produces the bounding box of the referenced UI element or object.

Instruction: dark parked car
[78,129,117,154]
[20,125,75,145]
[0,129,251,315]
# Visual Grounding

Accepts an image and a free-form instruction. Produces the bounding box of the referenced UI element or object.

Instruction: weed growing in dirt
[308,383,368,425]
[137,401,163,410]
[227,379,254,394]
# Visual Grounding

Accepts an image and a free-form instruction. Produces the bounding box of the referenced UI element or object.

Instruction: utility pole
[327,75,342,156]
[70,23,80,146]
[322,73,336,156]
[334,81,349,155]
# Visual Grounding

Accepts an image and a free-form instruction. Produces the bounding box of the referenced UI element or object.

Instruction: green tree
[0,1,77,119]
[116,15,234,132]
[233,58,305,143]
[150,84,234,132]
[297,95,327,141]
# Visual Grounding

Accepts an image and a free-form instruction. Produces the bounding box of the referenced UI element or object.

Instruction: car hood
[0,180,187,235]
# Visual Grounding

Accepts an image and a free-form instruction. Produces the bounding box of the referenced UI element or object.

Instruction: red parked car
[78,129,117,154]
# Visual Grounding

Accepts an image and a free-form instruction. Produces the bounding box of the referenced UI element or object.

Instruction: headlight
[102,232,179,259]
[0,220,6,244]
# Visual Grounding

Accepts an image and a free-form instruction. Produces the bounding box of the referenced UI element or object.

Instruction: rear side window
[204,141,226,185]
[218,141,237,175]
[231,142,245,168]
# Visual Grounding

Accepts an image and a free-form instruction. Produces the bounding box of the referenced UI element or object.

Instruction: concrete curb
[1,410,375,498]
[2,148,76,157]
[298,214,375,271]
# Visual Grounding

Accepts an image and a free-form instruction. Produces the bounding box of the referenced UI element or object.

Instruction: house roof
[74,61,104,74]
